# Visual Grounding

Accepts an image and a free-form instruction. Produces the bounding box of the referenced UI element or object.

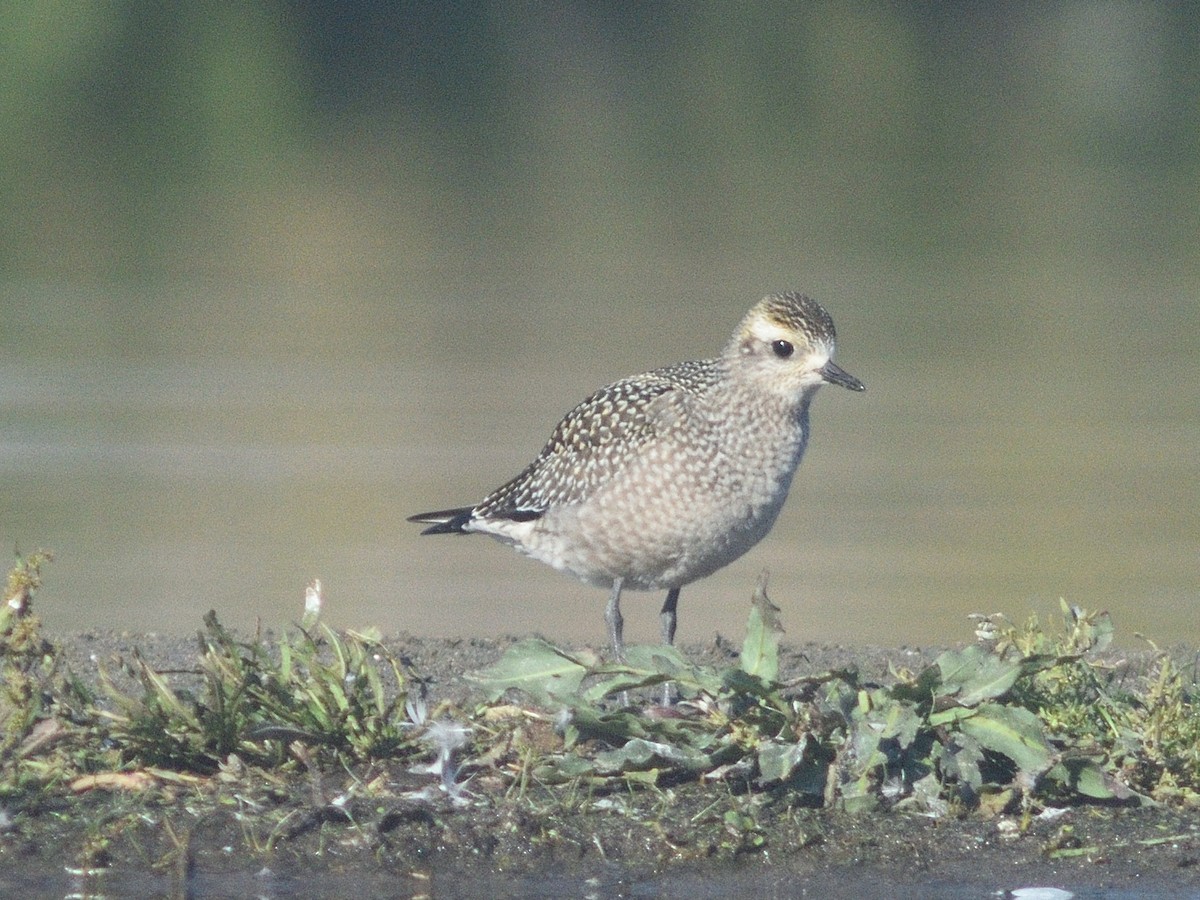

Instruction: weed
[5,550,1200,873]
[0,550,58,761]
[98,612,424,772]
[475,587,1200,813]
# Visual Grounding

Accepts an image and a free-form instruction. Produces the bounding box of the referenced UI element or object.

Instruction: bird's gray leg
[605,579,631,707]
[659,587,681,706]
[605,578,625,661]
[659,587,680,646]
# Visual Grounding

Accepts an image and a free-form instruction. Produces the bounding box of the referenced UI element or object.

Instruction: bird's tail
[407,507,475,535]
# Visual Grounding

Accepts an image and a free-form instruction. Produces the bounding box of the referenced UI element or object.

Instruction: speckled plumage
[410,291,864,665]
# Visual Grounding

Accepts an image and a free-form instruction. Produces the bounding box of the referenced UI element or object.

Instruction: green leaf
[579,644,690,702]
[934,645,1022,707]
[860,692,923,748]
[532,753,598,783]
[938,736,985,792]
[958,703,1052,775]
[849,718,888,772]
[623,642,688,674]
[580,671,662,704]
[888,662,942,705]
[1071,762,1121,799]
[928,705,975,727]
[1047,757,1142,802]
[757,736,808,785]
[469,639,588,705]
[837,782,880,814]
[593,737,713,773]
[720,668,774,701]
[622,768,661,786]
[563,705,651,746]
[740,572,783,683]
[364,657,386,719]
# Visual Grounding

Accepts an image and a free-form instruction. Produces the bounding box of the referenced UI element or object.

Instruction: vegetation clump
[2,553,1200,877]
[97,609,421,773]
[473,579,1198,815]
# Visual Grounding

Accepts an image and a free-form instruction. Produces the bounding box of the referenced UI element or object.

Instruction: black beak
[820,360,865,392]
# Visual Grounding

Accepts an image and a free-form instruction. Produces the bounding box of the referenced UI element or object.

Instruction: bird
[409,291,864,667]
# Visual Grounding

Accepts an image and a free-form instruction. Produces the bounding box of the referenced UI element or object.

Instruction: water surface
[4,280,1196,649]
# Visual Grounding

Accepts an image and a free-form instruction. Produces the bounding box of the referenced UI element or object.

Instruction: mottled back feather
[475,359,721,519]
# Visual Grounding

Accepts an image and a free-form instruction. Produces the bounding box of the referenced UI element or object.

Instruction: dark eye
[771,339,794,358]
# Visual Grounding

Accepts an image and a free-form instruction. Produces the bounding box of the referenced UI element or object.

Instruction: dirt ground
[4,630,1200,899]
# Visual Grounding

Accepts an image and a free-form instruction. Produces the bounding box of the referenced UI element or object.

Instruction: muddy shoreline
[3,630,1199,898]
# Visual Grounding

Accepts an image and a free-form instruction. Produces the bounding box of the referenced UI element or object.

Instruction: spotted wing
[474,361,716,521]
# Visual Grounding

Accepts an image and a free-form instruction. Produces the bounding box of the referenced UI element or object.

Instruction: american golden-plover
[410,291,864,662]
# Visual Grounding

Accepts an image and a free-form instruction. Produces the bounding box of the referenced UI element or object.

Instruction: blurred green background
[2,3,1197,647]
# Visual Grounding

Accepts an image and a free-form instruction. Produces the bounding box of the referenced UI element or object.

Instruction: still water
[2,282,1197,648]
